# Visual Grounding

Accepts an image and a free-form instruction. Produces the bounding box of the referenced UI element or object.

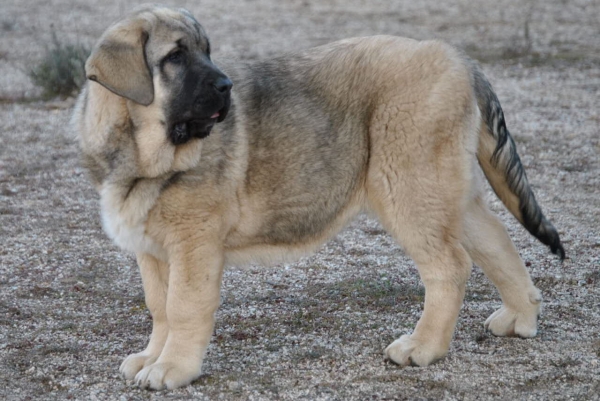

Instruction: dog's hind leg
[462,193,541,337]
[365,57,481,364]
[120,253,169,380]
[384,243,472,366]
[366,143,474,366]
[373,196,473,366]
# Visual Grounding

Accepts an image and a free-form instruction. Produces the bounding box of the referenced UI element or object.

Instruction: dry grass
[28,31,89,100]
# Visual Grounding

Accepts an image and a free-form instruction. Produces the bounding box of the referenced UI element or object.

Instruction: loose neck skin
[74,82,187,260]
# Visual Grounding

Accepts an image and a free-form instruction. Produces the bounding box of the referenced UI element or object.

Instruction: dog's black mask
[166,53,232,145]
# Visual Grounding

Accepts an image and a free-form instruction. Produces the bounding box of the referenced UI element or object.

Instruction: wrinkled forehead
[141,7,209,54]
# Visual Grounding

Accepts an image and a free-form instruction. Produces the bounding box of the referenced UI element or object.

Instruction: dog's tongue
[210,112,220,119]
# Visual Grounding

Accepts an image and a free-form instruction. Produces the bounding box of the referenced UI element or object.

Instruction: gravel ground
[1,0,599,400]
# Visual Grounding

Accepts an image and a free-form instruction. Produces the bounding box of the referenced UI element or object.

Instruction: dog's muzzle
[169,78,232,145]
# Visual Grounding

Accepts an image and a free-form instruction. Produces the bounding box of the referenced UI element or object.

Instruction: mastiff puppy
[72,4,565,390]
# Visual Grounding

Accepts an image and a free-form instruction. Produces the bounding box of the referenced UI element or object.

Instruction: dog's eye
[164,50,185,64]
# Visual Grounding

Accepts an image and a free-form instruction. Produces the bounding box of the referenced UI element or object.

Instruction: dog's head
[85,5,231,147]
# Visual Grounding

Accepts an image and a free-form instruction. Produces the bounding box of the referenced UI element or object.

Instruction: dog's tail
[471,63,565,260]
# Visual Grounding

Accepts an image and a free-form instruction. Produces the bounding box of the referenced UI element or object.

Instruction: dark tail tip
[550,242,566,261]
[536,221,566,261]
[521,205,565,261]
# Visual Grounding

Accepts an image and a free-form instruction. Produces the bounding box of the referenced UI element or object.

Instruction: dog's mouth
[169,105,229,146]
[171,117,216,145]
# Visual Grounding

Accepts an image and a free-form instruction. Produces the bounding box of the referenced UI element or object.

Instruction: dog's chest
[99,181,167,261]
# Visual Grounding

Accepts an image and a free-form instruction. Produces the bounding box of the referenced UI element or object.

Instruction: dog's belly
[224,189,365,267]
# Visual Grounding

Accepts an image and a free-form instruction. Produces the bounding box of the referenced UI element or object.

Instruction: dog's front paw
[120,352,159,380]
[134,361,200,390]
[384,334,447,367]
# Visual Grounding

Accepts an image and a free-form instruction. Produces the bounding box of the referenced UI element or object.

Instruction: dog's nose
[213,77,232,94]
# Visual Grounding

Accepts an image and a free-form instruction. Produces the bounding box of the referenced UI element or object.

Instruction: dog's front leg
[135,239,224,390]
[120,253,170,379]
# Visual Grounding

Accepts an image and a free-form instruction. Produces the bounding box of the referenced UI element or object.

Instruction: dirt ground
[1,0,599,400]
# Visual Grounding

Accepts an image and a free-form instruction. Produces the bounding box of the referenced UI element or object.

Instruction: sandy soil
[1,0,599,400]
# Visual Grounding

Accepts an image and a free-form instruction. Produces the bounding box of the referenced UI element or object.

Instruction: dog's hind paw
[485,289,541,338]
[484,305,539,338]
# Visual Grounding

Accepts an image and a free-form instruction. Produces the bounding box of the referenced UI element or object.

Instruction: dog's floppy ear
[86,18,154,106]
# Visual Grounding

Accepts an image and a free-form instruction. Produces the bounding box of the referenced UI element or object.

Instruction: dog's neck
[76,81,206,188]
